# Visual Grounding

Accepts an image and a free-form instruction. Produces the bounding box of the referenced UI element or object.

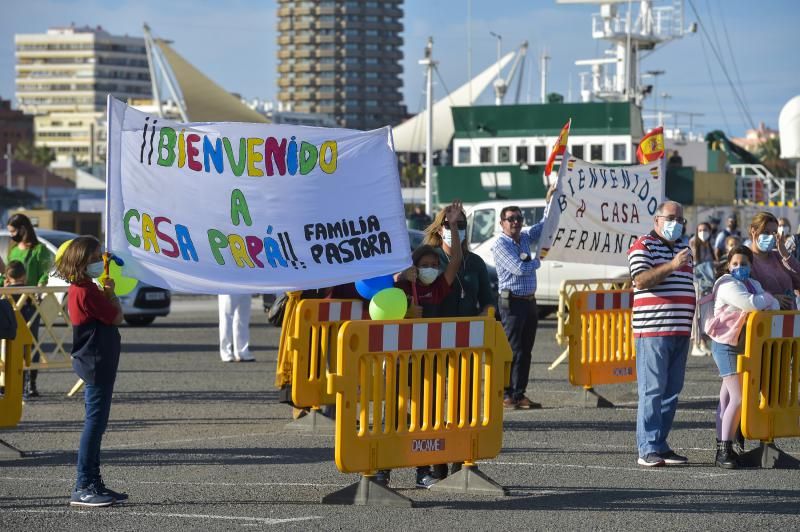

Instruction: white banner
[538,152,665,266]
[105,97,411,294]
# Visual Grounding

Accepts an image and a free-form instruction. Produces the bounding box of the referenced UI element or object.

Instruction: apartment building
[276,0,406,130]
[15,25,151,163]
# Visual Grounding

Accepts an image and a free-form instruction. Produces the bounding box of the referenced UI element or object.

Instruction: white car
[0,229,170,326]
[465,199,629,316]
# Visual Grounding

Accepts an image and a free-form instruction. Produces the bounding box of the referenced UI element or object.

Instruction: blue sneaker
[70,484,115,507]
[96,478,129,503]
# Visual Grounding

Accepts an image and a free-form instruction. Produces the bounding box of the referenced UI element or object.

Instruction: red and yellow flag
[544,118,571,176]
[636,126,665,164]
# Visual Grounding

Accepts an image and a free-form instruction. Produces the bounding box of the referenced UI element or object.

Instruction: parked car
[464,199,629,317]
[0,229,171,326]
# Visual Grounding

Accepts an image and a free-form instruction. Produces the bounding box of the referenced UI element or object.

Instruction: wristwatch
[520,252,531,262]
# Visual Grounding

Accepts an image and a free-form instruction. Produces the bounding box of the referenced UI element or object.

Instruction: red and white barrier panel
[587,291,633,311]
[770,314,800,338]
[318,301,370,322]
[368,321,486,352]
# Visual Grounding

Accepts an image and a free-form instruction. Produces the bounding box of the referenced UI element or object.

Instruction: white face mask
[441,228,466,247]
[778,226,789,236]
[417,267,440,285]
[86,261,105,278]
[697,230,710,242]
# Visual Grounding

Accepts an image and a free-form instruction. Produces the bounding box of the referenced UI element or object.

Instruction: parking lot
[1,296,799,530]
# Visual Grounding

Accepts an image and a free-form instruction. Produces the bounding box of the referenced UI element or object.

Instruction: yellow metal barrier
[323,311,512,505]
[550,277,631,371]
[566,289,636,389]
[1,310,34,457]
[0,286,72,371]
[738,311,800,468]
[289,298,370,409]
[274,291,301,389]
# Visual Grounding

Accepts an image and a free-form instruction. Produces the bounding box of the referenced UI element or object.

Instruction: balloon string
[411,282,418,306]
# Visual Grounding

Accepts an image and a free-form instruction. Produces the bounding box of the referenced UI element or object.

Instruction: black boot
[733,425,745,455]
[715,440,738,469]
[27,370,39,397]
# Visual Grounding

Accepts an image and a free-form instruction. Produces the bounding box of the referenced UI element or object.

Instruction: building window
[590,144,603,161]
[516,146,528,164]
[479,147,493,164]
[458,147,471,164]
[534,145,546,163]
[571,144,584,159]
[497,146,510,164]
[612,143,627,161]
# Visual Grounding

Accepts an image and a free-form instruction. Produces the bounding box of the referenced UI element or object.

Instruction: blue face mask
[661,220,683,242]
[757,234,775,252]
[731,265,750,282]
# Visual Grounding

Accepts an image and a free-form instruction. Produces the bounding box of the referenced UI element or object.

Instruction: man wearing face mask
[747,212,800,311]
[492,186,556,410]
[627,201,696,467]
[713,215,740,261]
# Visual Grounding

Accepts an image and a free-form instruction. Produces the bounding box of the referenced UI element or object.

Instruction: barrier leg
[581,386,614,408]
[0,438,25,459]
[284,406,335,434]
[737,440,800,469]
[322,474,413,507]
[428,462,507,495]
[67,378,84,398]
[548,347,569,371]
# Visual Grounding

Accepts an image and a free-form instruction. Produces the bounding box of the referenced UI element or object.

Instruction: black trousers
[500,297,538,400]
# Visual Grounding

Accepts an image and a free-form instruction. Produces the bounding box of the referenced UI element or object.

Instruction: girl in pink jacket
[706,245,778,469]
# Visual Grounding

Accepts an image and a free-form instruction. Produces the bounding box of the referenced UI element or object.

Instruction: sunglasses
[503,216,524,223]
[443,220,467,230]
[657,215,687,225]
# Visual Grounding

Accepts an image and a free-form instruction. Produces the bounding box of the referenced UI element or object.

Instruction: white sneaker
[690,345,707,357]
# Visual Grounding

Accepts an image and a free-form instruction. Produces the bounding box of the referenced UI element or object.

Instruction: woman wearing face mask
[747,212,800,311]
[54,236,126,507]
[690,222,715,356]
[777,217,800,261]
[1,213,54,398]
[704,245,779,468]
[395,201,463,317]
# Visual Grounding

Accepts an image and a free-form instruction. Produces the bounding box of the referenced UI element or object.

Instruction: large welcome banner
[106,97,411,294]
[538,152,665,266]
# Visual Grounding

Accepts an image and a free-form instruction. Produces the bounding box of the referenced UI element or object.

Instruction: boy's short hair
[5,260,26,281]
[412,245,439,266]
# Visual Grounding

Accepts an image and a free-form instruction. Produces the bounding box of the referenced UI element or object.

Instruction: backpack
[0,298,17,340]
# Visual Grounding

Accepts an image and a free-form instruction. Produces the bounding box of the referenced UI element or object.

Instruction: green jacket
[3,243,54,286]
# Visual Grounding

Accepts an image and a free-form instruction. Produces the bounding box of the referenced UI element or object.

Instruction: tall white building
[15,25,151,164]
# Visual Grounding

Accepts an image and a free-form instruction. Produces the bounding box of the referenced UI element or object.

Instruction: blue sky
[2,0,798,137]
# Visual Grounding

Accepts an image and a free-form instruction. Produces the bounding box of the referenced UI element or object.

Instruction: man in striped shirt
[627,200,695,467]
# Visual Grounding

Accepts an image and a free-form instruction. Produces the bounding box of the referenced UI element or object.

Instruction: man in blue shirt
[492,188,554,409]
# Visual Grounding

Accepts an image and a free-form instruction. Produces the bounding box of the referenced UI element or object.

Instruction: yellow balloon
[100,260,138,296]
[55,239,73,264]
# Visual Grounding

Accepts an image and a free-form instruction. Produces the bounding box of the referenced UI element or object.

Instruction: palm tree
[757,137,790,176]
[13,142,55,205]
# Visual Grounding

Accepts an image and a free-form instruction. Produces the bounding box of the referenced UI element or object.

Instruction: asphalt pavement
[1,296,798,530]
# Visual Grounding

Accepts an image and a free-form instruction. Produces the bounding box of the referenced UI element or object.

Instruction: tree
[757,137,790,176]
[13,142,56,205]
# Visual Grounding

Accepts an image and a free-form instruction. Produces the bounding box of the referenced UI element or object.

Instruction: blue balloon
[355,275,394,300]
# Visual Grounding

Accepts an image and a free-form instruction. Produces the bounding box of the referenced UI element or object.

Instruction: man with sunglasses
[628,200,695,467]
[492,187,556,410]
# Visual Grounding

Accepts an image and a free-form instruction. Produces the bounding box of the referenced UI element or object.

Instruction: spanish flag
[636,126,665,164]
[544,118,571,176]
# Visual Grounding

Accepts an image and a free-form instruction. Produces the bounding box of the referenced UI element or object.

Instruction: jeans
[635,335,690,457]
[76,379,116,488]
[501,297,538,400]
